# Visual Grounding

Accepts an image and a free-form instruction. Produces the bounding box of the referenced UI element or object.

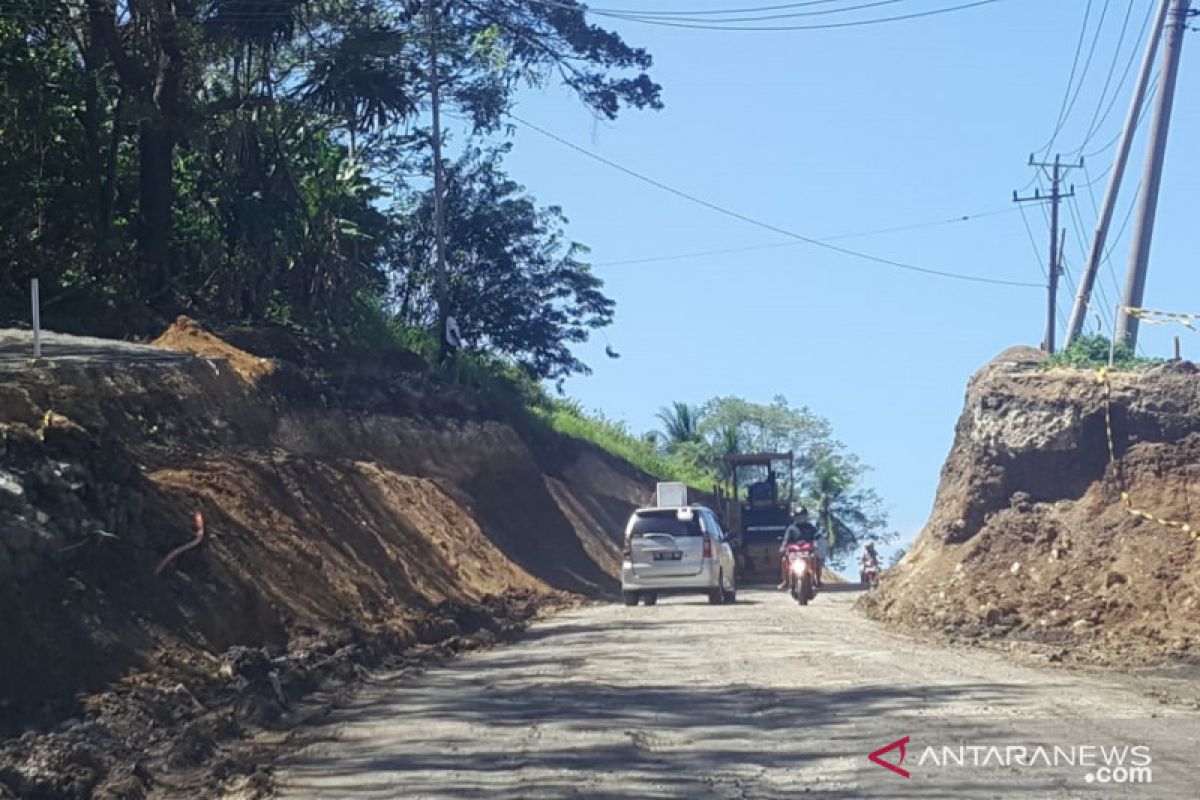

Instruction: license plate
[654,551,683,561]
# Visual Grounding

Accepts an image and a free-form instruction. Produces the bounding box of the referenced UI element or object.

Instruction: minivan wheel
[643,593,658,606]
[622,591,639,607]
[723,586,737,604]
[708,572,724,605]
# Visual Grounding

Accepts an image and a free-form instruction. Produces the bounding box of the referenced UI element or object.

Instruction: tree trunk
[138,118,174,297]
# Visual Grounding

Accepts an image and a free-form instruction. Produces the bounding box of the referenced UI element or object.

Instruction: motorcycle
[860,560,880,590]
[785,542,818,606]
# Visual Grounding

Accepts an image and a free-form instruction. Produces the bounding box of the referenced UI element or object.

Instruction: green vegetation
[1045,334,1163,371]
[525,391,889,561]
[533,400,717,489]
[0,1,660,380]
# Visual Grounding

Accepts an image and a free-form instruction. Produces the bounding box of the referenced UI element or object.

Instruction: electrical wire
[1016,203,1047,279]
[1082,69,1159,159]
[510,114,1040,287]
[546,0,899,15]
[1053,0,1113,151]
[576,0,1004,32]
[597,0,911,25]
[1068,0,1149,156]
[1080,163,1125,305]
[595,207,1019,266]
[1064,192,1115,332]
[1031,0,1096,159]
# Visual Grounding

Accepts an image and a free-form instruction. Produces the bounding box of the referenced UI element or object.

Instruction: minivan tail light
[703,536,713,558]
[623,535,632,558]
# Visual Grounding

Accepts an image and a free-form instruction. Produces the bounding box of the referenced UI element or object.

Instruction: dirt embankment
[0,319,654,799]
[861,346,1200,666]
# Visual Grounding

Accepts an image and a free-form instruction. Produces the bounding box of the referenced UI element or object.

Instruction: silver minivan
[620,505,737,606]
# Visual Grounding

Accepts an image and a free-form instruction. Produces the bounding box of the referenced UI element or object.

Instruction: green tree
[801,456,888,558]
[1,0,660,386]
[656,401,702,448]
[390,145,614,379]
[693,395,889,560]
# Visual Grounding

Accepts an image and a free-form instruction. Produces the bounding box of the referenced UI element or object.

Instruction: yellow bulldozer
[713,452,796,584]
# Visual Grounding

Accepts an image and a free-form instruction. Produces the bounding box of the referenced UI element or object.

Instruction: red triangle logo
[868,736,911,778]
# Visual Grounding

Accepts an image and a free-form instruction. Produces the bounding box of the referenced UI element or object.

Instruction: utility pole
[1116,0,1194,349]
[426,0,450,361]
[1014,154,1081,354]
[1065,0,1173,349]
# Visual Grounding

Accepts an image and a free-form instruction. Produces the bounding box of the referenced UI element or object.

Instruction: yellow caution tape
[1123,306,1199,331]
[1096,368,1197,540]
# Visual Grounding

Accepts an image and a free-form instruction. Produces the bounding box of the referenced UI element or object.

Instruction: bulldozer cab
[714,452,795,584]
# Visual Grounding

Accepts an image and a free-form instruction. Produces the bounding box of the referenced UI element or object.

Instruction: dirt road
[0,328,189,369]
[275,588,1200,799]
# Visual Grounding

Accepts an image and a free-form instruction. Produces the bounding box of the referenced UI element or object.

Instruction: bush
[1046,334,1162,371]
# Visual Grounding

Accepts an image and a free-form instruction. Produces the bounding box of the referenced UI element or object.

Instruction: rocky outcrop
[861,348,1200,665]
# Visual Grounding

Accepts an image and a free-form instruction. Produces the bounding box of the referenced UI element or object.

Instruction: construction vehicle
[713,452,796,584]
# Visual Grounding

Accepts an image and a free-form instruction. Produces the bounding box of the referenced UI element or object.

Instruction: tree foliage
[390,145,613,379]
[645,395,890,560]
[0,0,661,378]
[655,401,702,447]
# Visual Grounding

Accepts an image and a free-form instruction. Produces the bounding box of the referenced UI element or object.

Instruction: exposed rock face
[861,348,1200,665]
[0,322,655,797]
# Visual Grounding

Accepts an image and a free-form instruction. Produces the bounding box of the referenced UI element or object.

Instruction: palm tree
[712,423,740,480]
[805,460,853,554]
[655,402,701,448]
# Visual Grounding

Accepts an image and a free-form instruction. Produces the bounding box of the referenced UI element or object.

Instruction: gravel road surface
[277,588,1199,799]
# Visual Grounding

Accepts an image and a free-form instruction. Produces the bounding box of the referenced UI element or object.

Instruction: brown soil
[0,321,654,798]
[152,316,275,383]
[860,347,1200,667]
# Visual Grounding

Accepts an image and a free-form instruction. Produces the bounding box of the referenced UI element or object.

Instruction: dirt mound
[860,349,1200,666]
[0,323,654,796]
[152,316,275,382]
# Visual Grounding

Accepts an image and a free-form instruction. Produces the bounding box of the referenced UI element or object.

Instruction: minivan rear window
[630,510,703,537]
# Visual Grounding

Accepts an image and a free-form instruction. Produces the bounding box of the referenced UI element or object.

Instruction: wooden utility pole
[427,0,450,361]
[1065,0,1173,350]
[1116,0,1194,349]
[1014,154,1081,354]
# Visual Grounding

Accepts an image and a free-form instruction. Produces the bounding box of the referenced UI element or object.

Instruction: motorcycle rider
[778,506,820,590]
[858,539,881,583]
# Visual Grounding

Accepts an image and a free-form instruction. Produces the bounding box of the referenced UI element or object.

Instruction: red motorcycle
[864,561,883,592]
[785,542,818,606]
[860,563,880,590]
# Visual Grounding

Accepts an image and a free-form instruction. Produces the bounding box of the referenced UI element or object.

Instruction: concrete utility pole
[1116,0,1194,349]
[427,0,450,361]
[1014,154,1082,354]
[1065,0,1173,350]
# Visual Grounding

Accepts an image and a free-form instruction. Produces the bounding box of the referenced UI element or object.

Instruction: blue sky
[494,0,1199,552]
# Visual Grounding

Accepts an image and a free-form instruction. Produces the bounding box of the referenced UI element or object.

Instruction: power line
[551,0,897,15]
[1015,156,1082,352]
[1016,203,1047,277]
[599,0,912,24]
[595,207,1019,266]
[1019,193,1071,332]
[511,114,1040,287]
[1069,0,1151,155]
[1081,67,1161,161]
[1033,0,1097,158]
[1054,0,1114,151]
[1064,193,1115,332]
[579,0,1004,31]
[1079,164,1125,310]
